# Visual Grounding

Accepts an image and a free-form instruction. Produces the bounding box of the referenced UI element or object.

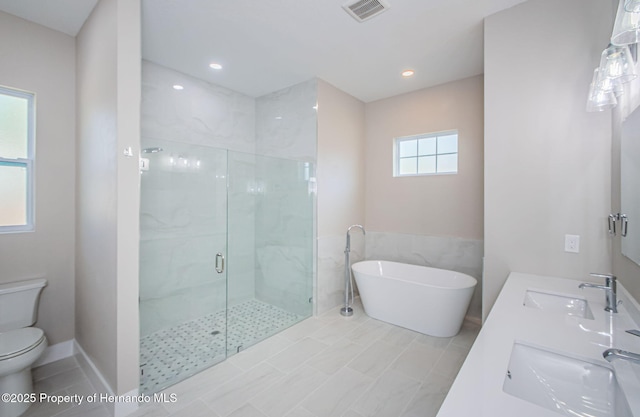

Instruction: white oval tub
[352,260,477,337]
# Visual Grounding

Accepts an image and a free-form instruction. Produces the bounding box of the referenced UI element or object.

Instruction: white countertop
[437,272,640,417]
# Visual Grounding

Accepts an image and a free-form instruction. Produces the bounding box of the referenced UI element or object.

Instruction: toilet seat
[0,328,46,361]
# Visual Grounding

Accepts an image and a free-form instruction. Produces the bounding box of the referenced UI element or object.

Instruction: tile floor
[140,299,303,394]
[23,356,111,417]
[25,300,480,417]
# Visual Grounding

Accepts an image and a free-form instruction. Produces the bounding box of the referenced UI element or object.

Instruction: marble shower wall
[140,61,258,335]
[255,78,318,162]
[254,80,317,315]
[365,231,483,321]
[139,139,231,336]
[227,152,259,306]
[254,157,315,316]
[140,60,317,333]
[141,61,255,154]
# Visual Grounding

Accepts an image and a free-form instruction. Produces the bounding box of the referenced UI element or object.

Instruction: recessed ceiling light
[402,70,415,78]
[209,63,223,70]
[173,84,184,90]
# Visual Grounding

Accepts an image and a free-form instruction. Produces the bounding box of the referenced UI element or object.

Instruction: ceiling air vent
[342,0,390,23]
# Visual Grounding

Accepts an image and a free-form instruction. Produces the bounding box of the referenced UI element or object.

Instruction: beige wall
[362,76,484,321]
[76,0,140,395]
[316,79,366,313]
[76,0,118,390]
[0,11,76,345]
[364,75,484,239]
[484,0,614,320]
[115,0,141,395]
[317,79,366,237]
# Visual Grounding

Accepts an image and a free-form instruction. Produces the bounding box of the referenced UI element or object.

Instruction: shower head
[142,147,164,154]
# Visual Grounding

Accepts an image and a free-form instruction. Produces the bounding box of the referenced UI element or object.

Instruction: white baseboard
[33,339,74,367]
[73,340,140,417]
[33,339,140,416]
[73,340,113,396]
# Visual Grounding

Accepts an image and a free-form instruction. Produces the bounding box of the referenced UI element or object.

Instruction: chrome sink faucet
[603,348,640,365]
[579,273,618,313]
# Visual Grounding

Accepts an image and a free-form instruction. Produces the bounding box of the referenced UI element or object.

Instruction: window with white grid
[394,131,458,176]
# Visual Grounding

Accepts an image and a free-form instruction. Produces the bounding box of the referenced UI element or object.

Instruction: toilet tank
[0,278,47,332]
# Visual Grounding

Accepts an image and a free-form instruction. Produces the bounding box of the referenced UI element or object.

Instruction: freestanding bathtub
[352,260,477,337]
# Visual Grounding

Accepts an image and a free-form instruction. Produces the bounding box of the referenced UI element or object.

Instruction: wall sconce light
[597,44,637,85]
[587,69,618,112]
[588,1,640,112]
[625,0,640,13]
[612,0,640,45]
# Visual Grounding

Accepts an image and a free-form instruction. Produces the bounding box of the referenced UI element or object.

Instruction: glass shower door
[226,152,314,356]
[139,139,228,394]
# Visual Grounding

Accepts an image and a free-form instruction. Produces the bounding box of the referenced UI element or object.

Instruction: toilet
[0,279,48,417]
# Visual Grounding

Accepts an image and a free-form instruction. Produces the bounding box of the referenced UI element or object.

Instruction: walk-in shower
[140,0,318,390]
[139,139,315,393]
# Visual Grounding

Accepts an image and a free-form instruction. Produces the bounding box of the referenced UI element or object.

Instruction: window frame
[393,130,458,177]
[0,85,35,233]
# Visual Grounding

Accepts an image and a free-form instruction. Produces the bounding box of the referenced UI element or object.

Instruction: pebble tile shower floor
[140,299,303,394]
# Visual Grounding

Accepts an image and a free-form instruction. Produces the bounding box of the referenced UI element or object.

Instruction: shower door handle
[215,253,225,274]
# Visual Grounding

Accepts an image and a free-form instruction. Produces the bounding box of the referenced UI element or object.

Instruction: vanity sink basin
[523,290,594,319]
[503,343,632,417]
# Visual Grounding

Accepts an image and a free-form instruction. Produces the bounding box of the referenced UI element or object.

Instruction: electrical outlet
[565,234,580,253]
